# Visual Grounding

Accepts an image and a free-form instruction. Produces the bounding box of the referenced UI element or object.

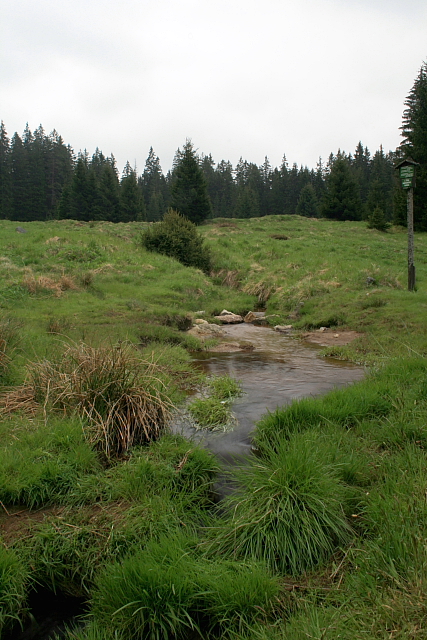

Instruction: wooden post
[407,186,415,291]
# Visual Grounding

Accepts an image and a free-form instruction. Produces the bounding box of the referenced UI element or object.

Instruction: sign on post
[400,165,415,190]
[395,157,419,291]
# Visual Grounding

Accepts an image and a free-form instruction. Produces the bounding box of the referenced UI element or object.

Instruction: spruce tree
[120,162,145,222]
[140,148,168,221]
[367,206,390,231]
[400,61,427,230]
[99,162,120,222]
[234,186,260,218]
[0,121,12,219]
[170,140,212,225]
[296,183,318,217]
[10,133,29,221]
[321,154,362,221]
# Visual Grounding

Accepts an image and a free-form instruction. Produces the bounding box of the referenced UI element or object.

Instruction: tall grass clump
[207,374,243,400]
[253,374,393,451]
[141,208,212,273]
[16,499,197,597]
[206,432,353,575]
[0,546,29,635]
[0,416,101,508]
[90,533,280,639]
[187,374,242,430]
[25,342,173,458]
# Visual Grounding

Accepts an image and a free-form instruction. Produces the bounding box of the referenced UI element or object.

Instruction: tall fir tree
[321,154,362,221]
[10,132,30,221]
[140,148,168,221]
[0,121,12,219]
[213,159,235,218]
[296,183,319,217]
[400,60,427,230]
[170,140,212,225]
[99,162,120,222]
[120,162,145,222]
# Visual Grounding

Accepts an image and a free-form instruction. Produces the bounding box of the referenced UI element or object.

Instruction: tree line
[0,61,426,229]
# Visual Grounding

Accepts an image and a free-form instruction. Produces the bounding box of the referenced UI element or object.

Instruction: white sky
[1,0,426,174]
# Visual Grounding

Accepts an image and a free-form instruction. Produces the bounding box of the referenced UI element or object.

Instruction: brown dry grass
[243,280,274,304]
[22,272,78,297]
[212,269,242,289]
[1,342,174,457]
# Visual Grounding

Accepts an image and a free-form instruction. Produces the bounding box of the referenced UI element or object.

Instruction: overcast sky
[1,0,426,174]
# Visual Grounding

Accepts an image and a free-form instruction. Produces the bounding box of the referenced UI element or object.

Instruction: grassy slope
[205,216,427,362]
[0,216,427,639]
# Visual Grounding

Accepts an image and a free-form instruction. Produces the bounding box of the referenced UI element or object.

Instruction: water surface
[176,324,365,463]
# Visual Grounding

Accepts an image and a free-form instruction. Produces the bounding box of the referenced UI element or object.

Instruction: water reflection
[174,324,365,463]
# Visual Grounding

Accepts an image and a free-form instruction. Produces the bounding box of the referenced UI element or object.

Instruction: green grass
[90,533,280,639]
[203,216,427,362]
[0,416,101,508]
[187,374,242,430]
[1,216,427,639]
[0,546,30,635]
[205,431,353,575]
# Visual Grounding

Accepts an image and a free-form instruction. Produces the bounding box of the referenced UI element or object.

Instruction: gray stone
[214,313,244,324]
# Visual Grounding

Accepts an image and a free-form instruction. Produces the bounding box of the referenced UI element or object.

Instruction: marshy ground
[0,215,427,639]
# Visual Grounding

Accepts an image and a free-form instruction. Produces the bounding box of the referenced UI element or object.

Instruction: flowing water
[175,324,365,466]
[10,325,365,639]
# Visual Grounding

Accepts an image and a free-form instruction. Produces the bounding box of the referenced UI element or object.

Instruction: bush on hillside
[367,206,391,232]
[141,208,212,273]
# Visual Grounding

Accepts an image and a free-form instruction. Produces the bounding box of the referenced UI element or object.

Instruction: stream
[175,324,365,467]
[9,325,365,640]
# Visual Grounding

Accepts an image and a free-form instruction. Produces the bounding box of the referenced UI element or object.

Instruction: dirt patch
[0,505,64,544]
[302,329,363,347]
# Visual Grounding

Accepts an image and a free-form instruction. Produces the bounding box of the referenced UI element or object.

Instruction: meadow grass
[205,431,354,575]
[90,533,280,639]
[0,415,100,508]
[0,546,30,636]
[1,216,427,639]
[203,216,427,362]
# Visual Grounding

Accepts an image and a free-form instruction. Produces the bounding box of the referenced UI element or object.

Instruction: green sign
[400,165,415,189]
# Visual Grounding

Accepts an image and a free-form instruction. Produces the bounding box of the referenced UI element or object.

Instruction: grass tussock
[243,280,274,305]
[90,533,280,640]
[205,432,353,575]
[4,342,174,458]
[187,374,243,431]
[0,316,20,384]
[211,269,242,289]
[22,272,78,297]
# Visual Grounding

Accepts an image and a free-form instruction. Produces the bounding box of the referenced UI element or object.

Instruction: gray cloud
[2,0,426,173]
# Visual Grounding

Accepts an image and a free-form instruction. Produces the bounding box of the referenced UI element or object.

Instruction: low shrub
[141,209,212,273]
